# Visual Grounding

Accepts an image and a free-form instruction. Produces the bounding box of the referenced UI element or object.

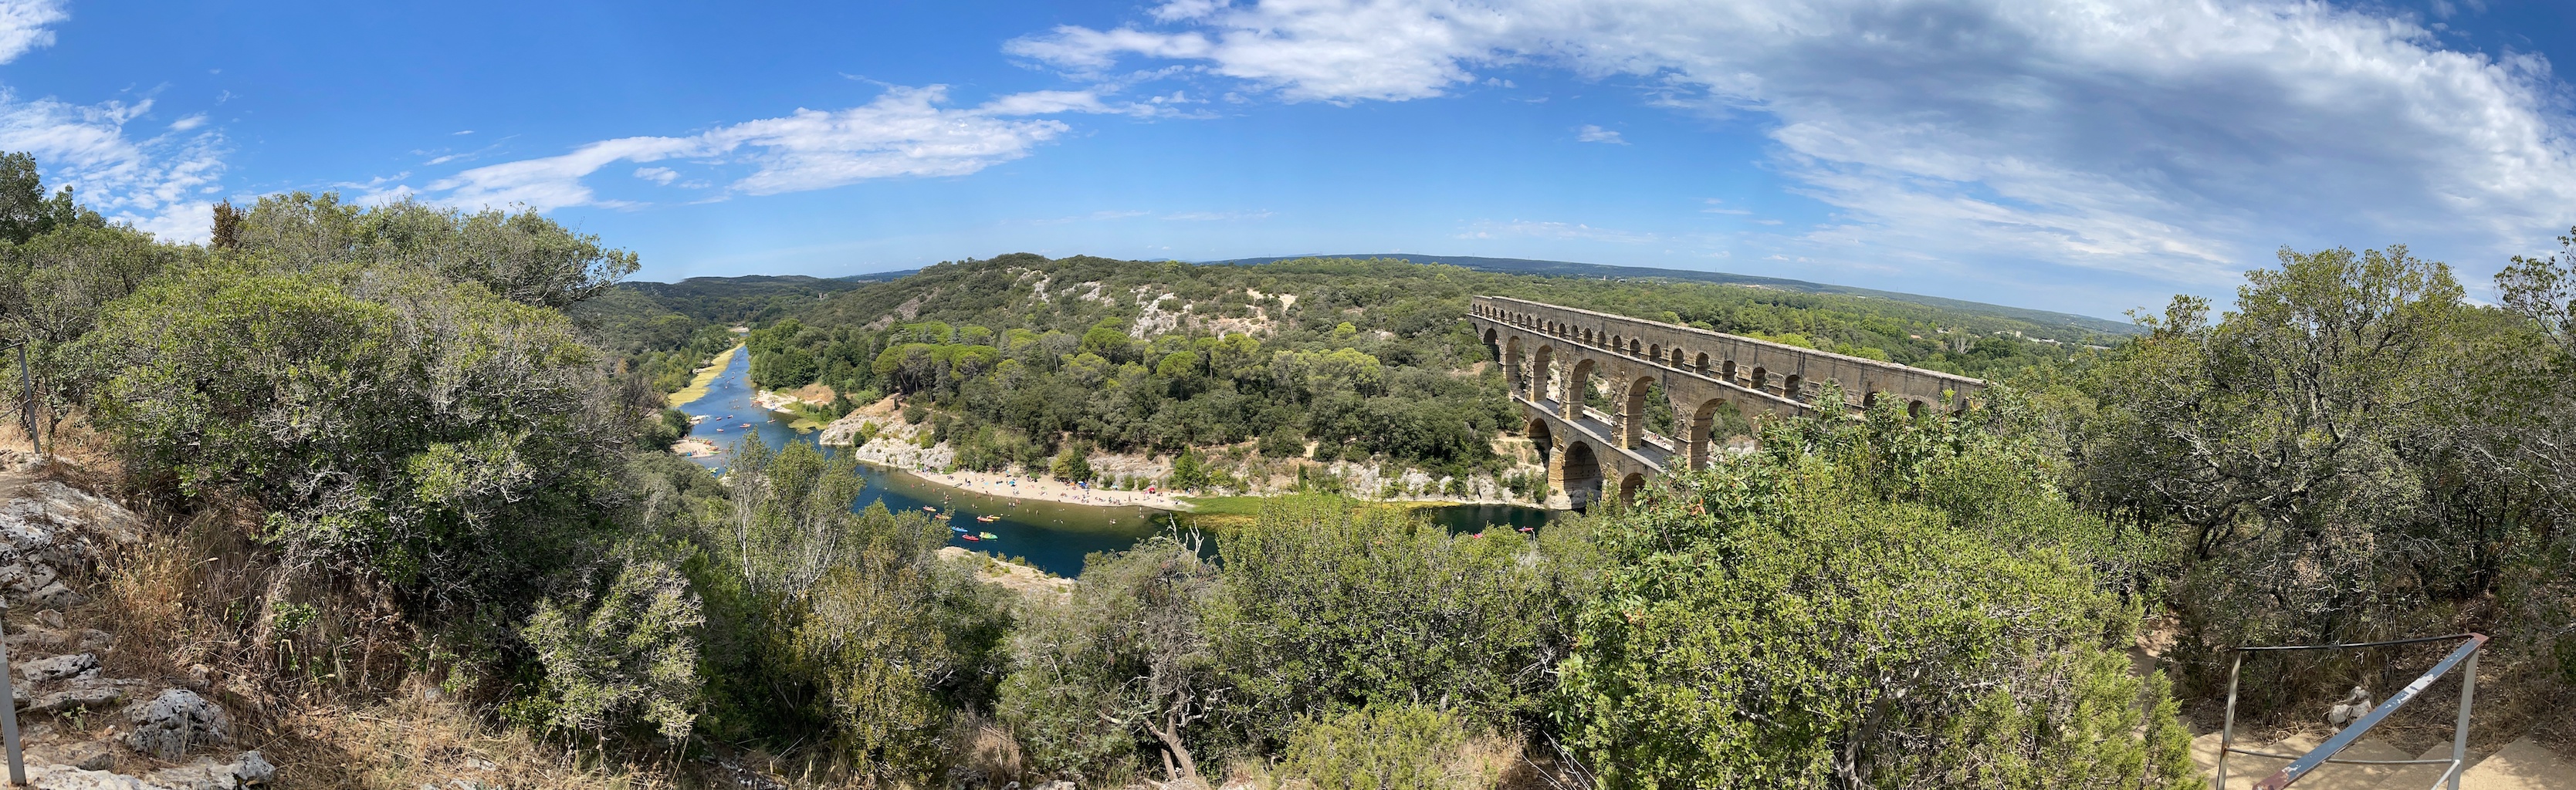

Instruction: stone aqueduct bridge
[1467,295,1987,508]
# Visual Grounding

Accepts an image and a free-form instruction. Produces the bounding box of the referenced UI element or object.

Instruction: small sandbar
[909,468,1190,511]
[665,346,740,408]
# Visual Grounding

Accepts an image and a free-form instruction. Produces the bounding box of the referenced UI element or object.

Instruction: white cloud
[411,86,1134,211]
[1013,0,2576,290]
[0,0,64,65]
[1460,219,1660,245]
[634,166,679,185]
[1575,124,1625,144]
[0,4,233,242]
[0,92,227,242]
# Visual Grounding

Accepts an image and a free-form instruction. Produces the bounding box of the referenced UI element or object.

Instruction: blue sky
[3,1,2574,319]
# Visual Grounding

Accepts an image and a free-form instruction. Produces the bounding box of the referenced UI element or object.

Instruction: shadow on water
[672,346,1559,577]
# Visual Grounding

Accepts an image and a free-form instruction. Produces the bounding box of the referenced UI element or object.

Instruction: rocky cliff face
[0,451,275,790]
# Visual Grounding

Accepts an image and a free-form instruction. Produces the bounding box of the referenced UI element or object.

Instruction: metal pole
[12,343,31,457]
[2219,651,2243,790]
[2449,650,2476,790]
[0,602,24,785]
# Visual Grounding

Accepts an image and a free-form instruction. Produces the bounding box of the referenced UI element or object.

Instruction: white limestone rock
[124,689,228,761]
[19,653,98,684]
[144,750,272,790]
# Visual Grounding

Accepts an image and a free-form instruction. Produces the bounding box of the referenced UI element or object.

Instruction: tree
[999,536,1220,785]
[515,552,705,744]
[1050,442,1094,482]
[1208,497,1560,743]
[1559,410,2196,788]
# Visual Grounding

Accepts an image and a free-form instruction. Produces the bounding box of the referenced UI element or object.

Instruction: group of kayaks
[926,505,1004,542]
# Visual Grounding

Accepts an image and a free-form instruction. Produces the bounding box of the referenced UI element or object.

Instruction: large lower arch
[1556,441,1603,509]
[1686,397,1748,470]
[1525,417,1554,467]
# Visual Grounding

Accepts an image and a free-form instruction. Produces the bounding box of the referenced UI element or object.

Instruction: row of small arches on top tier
[1471,304,1937,418]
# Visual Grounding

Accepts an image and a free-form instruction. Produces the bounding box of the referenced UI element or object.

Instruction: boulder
[143,751,272,790]
[19,653,98,684]
[124,689,228,761]
[23,764,162,790]
[28,677,147,714]
[0,480,140,609]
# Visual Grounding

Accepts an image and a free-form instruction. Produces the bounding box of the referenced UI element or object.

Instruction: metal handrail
[2217,633,2484,790]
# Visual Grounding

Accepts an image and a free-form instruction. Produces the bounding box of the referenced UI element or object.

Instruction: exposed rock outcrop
[124,689,230,761]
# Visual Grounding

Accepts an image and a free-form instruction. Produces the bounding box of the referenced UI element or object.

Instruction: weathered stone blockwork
[1467,295,1985,508]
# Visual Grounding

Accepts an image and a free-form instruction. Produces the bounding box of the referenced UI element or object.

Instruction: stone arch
[1648,343,1660,360]
[1908,400,1928,418]
[1618,375,1660,448]
[1686,397,1746,470]
[1564,356,1599,420]
[1783,373,1803,402]
[1557,441,1603,508]
[1749,366,1768,393]
[1502,334,1524,395]
[1618,472,1647,505]
[1482,326,1498,348]
[1671,347,1685,367]
[1627,338,1642,356]
[1721,359,1736,383]
[1863,390,1880,410]
[1526,417,1553,466]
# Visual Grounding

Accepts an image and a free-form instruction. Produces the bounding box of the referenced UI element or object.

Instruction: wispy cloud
[0,0,63,64]
[399,86,1153,211]
[0,1,228,242]
[1459,219,1660,245]
[1010,0,2576,291]
[1575,124,1625,144]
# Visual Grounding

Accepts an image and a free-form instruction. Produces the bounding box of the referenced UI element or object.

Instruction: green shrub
[1281,704,1471,790]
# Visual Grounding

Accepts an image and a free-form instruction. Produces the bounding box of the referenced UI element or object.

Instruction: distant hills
[625,252,2138,339]
[1206,254,2141,336]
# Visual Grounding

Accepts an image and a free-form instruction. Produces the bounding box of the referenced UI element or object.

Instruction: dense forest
[2,159,2572,789]
[605,253,2114,489]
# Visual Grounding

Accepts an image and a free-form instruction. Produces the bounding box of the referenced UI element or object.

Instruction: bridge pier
[1469,295,1988,510]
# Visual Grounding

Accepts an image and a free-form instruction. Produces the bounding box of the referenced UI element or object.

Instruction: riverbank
[939,546,1072,600]
[665,346,740,408]
[909,467,1191,511]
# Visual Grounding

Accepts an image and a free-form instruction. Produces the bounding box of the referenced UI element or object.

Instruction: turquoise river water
[675,347,1556,576]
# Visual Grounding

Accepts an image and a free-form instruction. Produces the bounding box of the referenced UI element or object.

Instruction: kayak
[978,532,998,540]
[922,506,938,512]
[950,525,969,533]
[962,535,981,542]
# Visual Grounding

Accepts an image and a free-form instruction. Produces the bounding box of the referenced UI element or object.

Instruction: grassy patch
[1177,495,1453,531]
[665,346,740,408]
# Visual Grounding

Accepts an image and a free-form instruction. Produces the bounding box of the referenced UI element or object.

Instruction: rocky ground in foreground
[0,451,274,789]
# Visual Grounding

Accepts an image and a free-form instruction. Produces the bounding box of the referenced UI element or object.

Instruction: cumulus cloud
[1575,124,1625,144]
[0,0,63,64]
[413,86,1136,211]
[0,3,230,242]
[1011,0,2576,289]
[0,92,228,245]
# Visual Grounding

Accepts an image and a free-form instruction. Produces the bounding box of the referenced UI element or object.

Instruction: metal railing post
[0,602,24,785]
[2450,650,2475,790]
[2219,650,2243,790]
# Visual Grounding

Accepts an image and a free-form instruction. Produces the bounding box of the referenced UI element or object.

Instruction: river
[673,347,1557,577]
